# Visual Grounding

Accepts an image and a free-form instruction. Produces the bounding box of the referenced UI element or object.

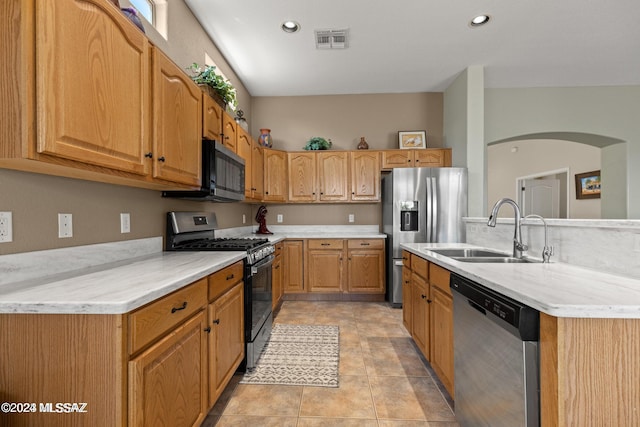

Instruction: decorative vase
[357,136,369,150]
[234,110,249,131]
[258,129,272,148]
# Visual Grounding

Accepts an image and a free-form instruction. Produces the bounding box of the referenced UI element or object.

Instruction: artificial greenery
[303,136,332,150]
[186,63,237,109]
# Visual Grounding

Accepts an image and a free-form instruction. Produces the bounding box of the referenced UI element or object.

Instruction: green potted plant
[186,63,237,110]
[303,137,332,150]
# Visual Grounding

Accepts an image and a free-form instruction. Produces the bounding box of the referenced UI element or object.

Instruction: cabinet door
[208,283,244,407]
[288,152,317,202]
[264,149,288,202]
[202,95,223,140]
[350,151,380,201]
[283,240,305,292]
[37,0,151,175]
[381,150,412,169]
[402,267,413,332]
[347,240,385,293]
[152,48,202,186]
[307,249,344,292]
[430,285,454,397]
[414,149,446,167]
[236,127,252,198]
[221,112,237,152]
[251,142,264,200]
[129,311,207,427]
[318,151,349,201]
[411,274,430,360]
[272,254,283,310]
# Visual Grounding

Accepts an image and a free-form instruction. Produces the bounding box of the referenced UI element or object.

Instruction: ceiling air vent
[315,29,349,49]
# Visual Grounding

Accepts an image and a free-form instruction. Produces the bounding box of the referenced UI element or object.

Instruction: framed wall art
[575,170,601,199]
[398,131,427,149]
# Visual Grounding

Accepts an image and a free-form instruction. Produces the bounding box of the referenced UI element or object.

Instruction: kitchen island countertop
[401,242,640,319]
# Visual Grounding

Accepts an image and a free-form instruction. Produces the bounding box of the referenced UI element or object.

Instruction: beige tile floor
[203,301,460,426]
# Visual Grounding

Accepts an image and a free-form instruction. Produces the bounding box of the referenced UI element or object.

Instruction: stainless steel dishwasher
[450,273,540,427]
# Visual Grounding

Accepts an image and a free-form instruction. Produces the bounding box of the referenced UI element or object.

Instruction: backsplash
[465,218,640,280]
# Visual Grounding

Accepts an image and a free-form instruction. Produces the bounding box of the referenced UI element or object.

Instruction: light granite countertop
[401,243,640,319]
[0,238,245,314]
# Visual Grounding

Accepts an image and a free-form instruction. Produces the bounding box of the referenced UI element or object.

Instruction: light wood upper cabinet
[318,151,349,202]
[221,111,237,152]
[350,151,380,201]
[202,95,223,141]
[264,149,288,202]
[251,142,264,200]
[381,149,451,169]
[151,48,202,187]
[288,152,317,202]
[236,127,252,198]
[35,0,151,175]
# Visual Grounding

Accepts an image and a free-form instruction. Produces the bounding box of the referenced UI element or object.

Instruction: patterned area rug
[240,324,339,388]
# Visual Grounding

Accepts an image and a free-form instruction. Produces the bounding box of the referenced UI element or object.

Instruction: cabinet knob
[226,274,235,281]
[213,319,220,325]
[427,299,432,303]
[158,156,166,162]
[421,294,426,299]
[204,326,211,333]
[171,301,187,313]
[144,152,153,159]
[266,191,269,195]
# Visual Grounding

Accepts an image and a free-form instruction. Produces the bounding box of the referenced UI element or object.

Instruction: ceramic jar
[258,129,273,148]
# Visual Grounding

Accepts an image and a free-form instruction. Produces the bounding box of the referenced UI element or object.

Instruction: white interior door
[521,178,560,217]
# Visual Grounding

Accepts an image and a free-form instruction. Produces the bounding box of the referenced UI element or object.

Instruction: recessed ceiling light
[470,15,490,27]
[282,21,300,33]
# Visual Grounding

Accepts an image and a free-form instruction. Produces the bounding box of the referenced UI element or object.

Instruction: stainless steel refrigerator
[382,167,468,307]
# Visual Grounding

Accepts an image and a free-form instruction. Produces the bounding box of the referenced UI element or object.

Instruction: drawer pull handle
[204,326,211,333]
[321,243,330,246]
[226,274,235,280]
[171,302,187,313]
[360,242,370,246]
[213,319,220,325]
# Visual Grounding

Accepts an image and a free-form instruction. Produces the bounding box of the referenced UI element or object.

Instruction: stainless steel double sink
[429,248,540,263]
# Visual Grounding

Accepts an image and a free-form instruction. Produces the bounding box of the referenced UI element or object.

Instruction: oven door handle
[250,254,275,276]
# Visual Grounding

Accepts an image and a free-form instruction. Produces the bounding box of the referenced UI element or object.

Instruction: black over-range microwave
[162,140,245,202]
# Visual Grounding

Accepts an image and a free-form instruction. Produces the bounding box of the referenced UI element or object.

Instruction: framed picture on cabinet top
[575,170,601,199]
[398,131,427,149]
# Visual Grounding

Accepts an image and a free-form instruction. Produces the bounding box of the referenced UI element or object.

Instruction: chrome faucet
[487,198,528,258]
[522,214,554,263]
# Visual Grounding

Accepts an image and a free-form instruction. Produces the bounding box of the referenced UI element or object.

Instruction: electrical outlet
[242,214,246,224]
[348,214,355,223]
[120,213,131,234]
[58,213,73,238]
[277,214,283,223]
[0,212,13,243]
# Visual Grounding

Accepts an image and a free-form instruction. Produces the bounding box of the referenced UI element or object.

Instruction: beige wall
[260,204,381,227]
[250,93,443,151]
[487,139,601,219]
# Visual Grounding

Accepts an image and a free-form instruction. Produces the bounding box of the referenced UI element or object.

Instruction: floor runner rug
[240,324,339,387]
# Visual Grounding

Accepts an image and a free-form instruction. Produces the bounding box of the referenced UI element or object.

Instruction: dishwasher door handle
[468,299,486,315]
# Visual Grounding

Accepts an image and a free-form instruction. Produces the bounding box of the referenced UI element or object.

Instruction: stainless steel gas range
[166,211,275,371]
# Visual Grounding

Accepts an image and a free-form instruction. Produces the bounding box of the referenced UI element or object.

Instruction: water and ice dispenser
[399,201,419,231]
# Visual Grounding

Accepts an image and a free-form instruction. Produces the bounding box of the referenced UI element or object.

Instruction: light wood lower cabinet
[306,239,345,293]
[429,263,454,397]
[272,242,284,309]
[283,240,305,292]
[402,264,413,332]
[207,282,244,407]
[347,239,385,293]
[129,311,208,427]
[411,265,430,359]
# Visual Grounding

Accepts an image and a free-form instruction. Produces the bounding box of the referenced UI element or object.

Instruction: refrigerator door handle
[426,176,433,242]
[430,176,438,242]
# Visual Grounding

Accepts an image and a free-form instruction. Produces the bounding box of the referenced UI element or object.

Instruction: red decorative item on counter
[255,205,273,234]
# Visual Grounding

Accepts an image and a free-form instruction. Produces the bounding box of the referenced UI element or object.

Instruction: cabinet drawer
[347,239,384,249]
[308,239,344,249]
[128,278,207,355]
[429,263,451,295]
[208,261,244,301]
[411,254,428,280]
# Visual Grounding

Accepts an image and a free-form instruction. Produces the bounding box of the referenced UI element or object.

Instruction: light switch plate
[348,214,355,223]
[58,213,73,238]
[0,212,13,243]
[277,214,283,223]
[120,213,131,234]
